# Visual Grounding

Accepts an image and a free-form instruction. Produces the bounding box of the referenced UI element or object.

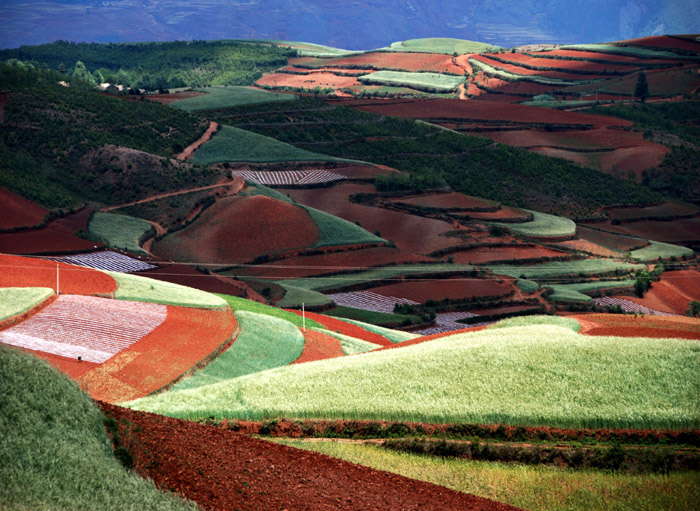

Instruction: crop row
[43,250,157,274]
[327,290,419,314]
[231,169,346,186]
[593,297,675,316]
[357,71,465,93]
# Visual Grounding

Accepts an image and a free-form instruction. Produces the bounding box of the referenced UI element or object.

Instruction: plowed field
[575,313,700,340]
[389,192,496,210]
[449,245,568,264]
[473,54,610,80]
[0,207,103,254]
[345,98,631,127]
[371,276,514,302]
[577,225,646,252]
[238,246,431,279]
[282,183,459,254]
[606,202,699,221]
[153,195,319,264]
[620,270,700,315]
[293,328,344,364]
[78,306,237,402]
[146,91,206,105]
[257,72,360,90]
[0,254,117,295]
[291,52,465,75]
[100,403,521,511]
[0,187,48,230]
[526,49,672,65]
[618,35,700,54]
[596,217,700,243]
[136,264,249,296]
[490,53,634,73]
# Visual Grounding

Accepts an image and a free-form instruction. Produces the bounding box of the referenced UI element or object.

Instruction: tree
[635,71,650,103]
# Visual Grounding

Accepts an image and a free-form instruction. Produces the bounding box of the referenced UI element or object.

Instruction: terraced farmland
[231,169,346,186]
[0,295,167,363]
[43,251,157,274]
[87,212,154,255]
[357,71,465,93]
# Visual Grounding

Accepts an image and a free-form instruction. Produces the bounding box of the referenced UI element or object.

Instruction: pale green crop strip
[0,287,53,322]
[489,210,576,237]
[277,283,333,308]
[171,311,304,391]
[486,259,642,279]
[128,325,700,429]
[216,293,322,329]
[383,38,499,54]
[106,271,228,309]
[340,318,418,343]
[316,328,381,355]
[469,58,585,85]
[88,212,153,254]
[171,86,296,111]
[630,241,694,261]
[548,280,635,303]
[358,70,465,92]
[489,315,581,332]
[300,205,386,247]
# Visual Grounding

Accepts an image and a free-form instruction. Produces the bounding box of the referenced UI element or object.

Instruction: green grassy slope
[107,271,228,308]
[171,86,297,111]
[0,287,53,321]
[88,212,154,254]
[357,71,464,93]
[301,205,386,247]
[383,38,499,54]
[490,211,576,238]
[216,293,323,329]
[170,310,304,391]
[0,344,197,510]
[128,324,700,429]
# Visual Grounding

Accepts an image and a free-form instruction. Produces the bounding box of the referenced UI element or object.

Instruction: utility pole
[302,302,306,333]
[56,263,59,295]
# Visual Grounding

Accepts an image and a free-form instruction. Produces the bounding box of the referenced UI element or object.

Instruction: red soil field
[0,187,48,230]
[101,403,521,511]
[0,254,117,295]
[238,246,432,279]
[606,201,699,221]
[257,72,360,90]
[135,263,251,297]
[577,225,646,252]
[281,66,370,76]
[344,97,631,127]
[78,307,237,402]
[289,310,393,346]
[565,67,700,98]
[389,192,497,210]
[472,74,560,96]
[619,270,700,315]
[555,238,618,257]
[329,164,397,178]
[293,328,344,364]
[574,313,700,340]
[618,36,700,54]
[0,207,103,254]
[466,206,532,221]
[454,54,473,74]
[595,217,700,243]
[474,93,530,103]
[292,52,465,75]
[494,53,635,73]
[282,183,460,254]
[532,49,673,65]
[145,91,205,105]
[371,276,514,303]
[472,54,612,80]
[449,245,568,264]
[153,195,319,264]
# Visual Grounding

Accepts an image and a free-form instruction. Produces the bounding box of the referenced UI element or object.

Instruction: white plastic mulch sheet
[232,169,346,186]
[0,295,167,363]
[594,297,675,316]
[43,251,157,273]
[327,290,419,314]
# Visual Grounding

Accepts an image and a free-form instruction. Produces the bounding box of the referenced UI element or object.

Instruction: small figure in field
[77,356,82,363]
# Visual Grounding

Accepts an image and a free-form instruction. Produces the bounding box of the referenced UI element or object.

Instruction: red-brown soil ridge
[574,312,700,340]
[0,187,48,230]
[293,328,344,364]
[618,270,700,315]
[371,276,515,303]
[101,403,522,511]
[289,309,393,346]
[153,195,319,264]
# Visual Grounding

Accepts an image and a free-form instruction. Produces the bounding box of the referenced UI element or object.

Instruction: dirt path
[140,220,165,254]
[176,121,218,161]
[458,82,467,100]
[101,403,522,511]
[101,177,244,212]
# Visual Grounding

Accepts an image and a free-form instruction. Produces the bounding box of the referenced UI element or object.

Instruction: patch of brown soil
[0,187,49,230]
[371,277,514,303]
[100,403,522,511]
[572,313,700,340]
[293,328,344,364]
[135,263,253,297]
[449,245,568,264]
[145,91,206,105]
[257,72,360,90]
[177,121,218,161]
[153,195,319,264]
[389,192,497,210]
[594,217,700,243]
[282,183,460,254]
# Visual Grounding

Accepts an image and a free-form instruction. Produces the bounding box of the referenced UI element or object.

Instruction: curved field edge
[275,440,700,511]
[170,86,297,111]
[127,325,700,430]
[106,271,228,309]
[0,344,197,511]
[490,211,576,238]
[0,287,54,322]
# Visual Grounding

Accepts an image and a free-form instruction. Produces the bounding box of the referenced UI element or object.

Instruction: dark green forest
[0,63,219,208]
[209,98,662,218]
[0,40,295,90]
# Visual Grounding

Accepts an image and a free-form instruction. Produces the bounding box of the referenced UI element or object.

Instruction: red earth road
[176,121,219,161]
[101,403,522,511]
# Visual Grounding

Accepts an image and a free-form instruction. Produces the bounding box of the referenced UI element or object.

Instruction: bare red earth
[620,270,700,315]
[594,217,700,243]
[292,52,465,75]
[577,225,647,252]
[289,310,393,346]
[239,246,431,279]
[145,91,206,105]
[0,207,103,254]
[344,97,631,127]
[473,54,613,80]
[467,206,532,221]
[135,263,254,297]
[390,192,497,210]
[282,183,460,254]
[605,201,699,221]
[101,403,522,511]
[78,307,237,402]
[539,49,674,64]
[257,72,360,90]
[0,254,117,295]
[371,277,514,302]
[489,53,635,73]
[449,245,568,264]
[0,187,49,230]
[293,328,344,364]
[573,313,700,340]
[153,195,319,264]
[617,35,700,54]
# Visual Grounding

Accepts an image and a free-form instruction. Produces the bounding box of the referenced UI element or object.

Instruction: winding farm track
[101,403,522,511]
[176,121,219,161]
[100,176,245,212]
